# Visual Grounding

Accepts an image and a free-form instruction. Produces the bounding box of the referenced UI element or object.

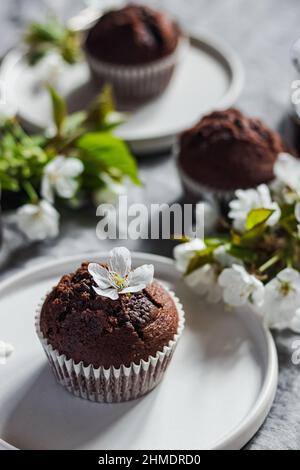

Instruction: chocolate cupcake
[177,108,287,202]
[84,4,187,101]
[35,247,184,403]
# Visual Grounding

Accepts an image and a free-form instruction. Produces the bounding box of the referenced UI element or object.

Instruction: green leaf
[245,208,274,231]
[48,86,66,134]
[77,132,140,185]
[24,17,81,66]
[227,244,258,263]
[186,247,214,275]
[63,111,87,135]
[204,236,229,247]
[0,173,20,191]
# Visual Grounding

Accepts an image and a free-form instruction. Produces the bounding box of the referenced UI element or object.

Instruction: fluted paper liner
[85,37,189,101]
[35,287,185,403]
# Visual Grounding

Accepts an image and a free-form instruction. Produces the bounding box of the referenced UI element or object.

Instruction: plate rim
[0,30,244,151]
[0,251,277,451]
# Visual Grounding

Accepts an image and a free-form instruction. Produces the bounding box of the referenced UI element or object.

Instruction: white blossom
[88,247,154,300]
[262,268,300,332]
[273,153,300,197]
[218,264,264,307]
[0,340,14,364]
[38,52,65,88]
[0,101,16,120]
[185,264,223,303]
[17,200,60,241]
[173,238,206,273]
[41,155,84,203]
[93,174,127,206]
[228,184,281,232]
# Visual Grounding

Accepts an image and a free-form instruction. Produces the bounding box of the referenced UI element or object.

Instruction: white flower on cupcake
[228,184,281,232]
[88,247,154,300]
[41,155,84,203]
[185,263,223,303]
[218,264,264,307]
[17,200,60,241]
[262,268,300,332]
[173,238,206,273]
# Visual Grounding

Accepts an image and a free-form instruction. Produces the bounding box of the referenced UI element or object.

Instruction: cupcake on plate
[84,4,187,101]
[177,108,287,203]
[35,247,184,403]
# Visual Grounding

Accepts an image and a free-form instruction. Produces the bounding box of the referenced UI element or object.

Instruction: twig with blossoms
[0,85,140,242]
[174,153,300,333]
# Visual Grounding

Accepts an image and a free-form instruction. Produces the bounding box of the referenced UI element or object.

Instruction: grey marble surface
[1,0,300,450]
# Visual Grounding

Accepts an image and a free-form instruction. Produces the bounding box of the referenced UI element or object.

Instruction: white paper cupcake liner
[35,287,185,403]
[85,37,189,101]
[179,165,236,204]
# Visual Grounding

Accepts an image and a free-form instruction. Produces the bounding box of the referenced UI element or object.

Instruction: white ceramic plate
[0,33,244,154]
[0,252,277,450]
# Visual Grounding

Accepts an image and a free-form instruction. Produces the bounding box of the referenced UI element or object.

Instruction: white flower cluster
[16,155,127,241]
[174,240,300,332]
[174,153,300,333]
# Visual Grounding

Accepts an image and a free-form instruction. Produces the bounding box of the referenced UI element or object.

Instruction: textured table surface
[1,0,300,450]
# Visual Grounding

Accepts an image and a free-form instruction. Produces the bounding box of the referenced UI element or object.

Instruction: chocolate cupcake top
[40,255,178,368]
[179,108,287,191]
[85,4,181,65]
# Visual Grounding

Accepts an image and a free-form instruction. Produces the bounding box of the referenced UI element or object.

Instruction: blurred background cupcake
[177,108,288,204]
[84,3,188,102]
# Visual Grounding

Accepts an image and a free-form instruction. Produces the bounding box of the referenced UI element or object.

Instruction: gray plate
[0,33,244,154]
[0,252,277,450]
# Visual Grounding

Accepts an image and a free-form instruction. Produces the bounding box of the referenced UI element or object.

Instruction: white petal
[93,286,119,300]
[274,153,300,191]
[120,284,147,294]
[44,155,65,175]
[60,157,84,178]
[38,203,59,239]
[218,266,239,287]
[0,341,14,359]
[55,177,78,199]
[173,238,206,272]
[39,199,60,219]
[290,309,300,333]
[128,264,154,289]
[108,247,131,277]
[17,201,59,241]
[277,268,300,283]
[251,281,265,307]
[88,263,111,288]
[185,264,216,297]
[295,202,300,223]
[41,175,54,203]
[222,286,246,307]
